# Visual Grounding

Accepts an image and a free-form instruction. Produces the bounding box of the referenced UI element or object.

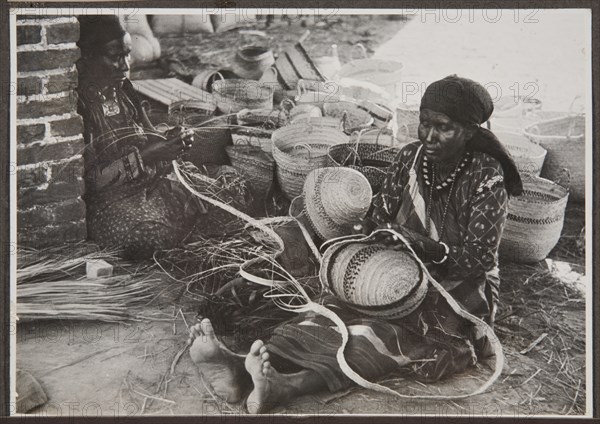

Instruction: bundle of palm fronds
[17,243,160,322]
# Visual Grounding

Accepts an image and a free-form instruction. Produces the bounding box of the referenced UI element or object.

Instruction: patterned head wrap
[420,75,523,196]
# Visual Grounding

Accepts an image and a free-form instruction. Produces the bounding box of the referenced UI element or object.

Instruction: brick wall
[16,15,87,248]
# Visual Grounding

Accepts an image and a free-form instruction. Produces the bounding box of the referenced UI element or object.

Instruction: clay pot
[232,45,275,80]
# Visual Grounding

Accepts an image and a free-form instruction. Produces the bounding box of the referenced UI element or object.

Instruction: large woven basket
[328,129,401,191]
[320,234,428,319]
[302,167,372,241]
[499,175,569,263]
[396,105,420,138]
[335,55,403,95]
[225,145,274,194]
[496,131,547,176]
[523,114,585,202]
[272,123,348,199]
[212,79,274,114]
[184,127,232,166]
[323,101,374,133]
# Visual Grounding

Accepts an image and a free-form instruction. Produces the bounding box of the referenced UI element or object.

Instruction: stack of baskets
[272,122,348,199]
[328,129,401,191]
[524,114,586,202]
[499,174,569,263]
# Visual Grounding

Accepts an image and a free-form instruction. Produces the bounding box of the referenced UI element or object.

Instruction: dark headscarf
[77,15,126,54]
[420,75,523,196]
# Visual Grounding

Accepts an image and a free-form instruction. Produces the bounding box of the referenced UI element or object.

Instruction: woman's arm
[445,177,508,279]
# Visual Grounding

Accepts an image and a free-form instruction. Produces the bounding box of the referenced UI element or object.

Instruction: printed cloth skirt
[266,291,494,393]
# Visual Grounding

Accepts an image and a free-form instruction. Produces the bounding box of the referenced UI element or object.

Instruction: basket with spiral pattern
[272,123,348,199]
[300,167,372,241]
[499,174,569,263]
[327,129,401,191]
[320,232,428,319]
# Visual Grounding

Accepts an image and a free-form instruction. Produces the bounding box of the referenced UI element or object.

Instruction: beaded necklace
[422,150,471,238]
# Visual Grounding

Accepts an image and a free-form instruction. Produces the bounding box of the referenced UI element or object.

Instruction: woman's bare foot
[245,339,294,414]
[188,318,248,403]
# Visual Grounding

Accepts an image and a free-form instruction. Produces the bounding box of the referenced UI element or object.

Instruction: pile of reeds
[17,243,160,323]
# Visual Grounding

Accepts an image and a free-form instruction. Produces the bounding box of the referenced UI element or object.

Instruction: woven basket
[323,101,374,133]
[167,99,215,127]
[225,145,274,193]
[236,108,288,128]
[335,49,403,96]
[212,79,274,114]
[499,175,569,263]
[183,127,232,166]
[272,123,349,199]
[490,110,566,132]
[328,129,401,191]
[396,105,420,138]
[231,126,274,154]
[523,114,585,202]
[320,234,428,319]
[302,167,372,241]
[496,131,547,176]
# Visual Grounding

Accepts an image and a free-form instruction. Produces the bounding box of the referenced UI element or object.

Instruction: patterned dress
[78,79,202,259]
[265,141,507,392]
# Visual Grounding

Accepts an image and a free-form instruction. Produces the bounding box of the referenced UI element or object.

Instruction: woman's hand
[141,126,194,163]
[376,223,443,259]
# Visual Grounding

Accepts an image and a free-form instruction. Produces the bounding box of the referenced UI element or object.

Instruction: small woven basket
[499,174,569,263]
[212,79,274,114]
[496,131,547,176]
[272,123,349,199]
[184,127,233,166]
[168,99,215,127]
[323,101,374,133]
[231,126,274,154]
[225,145,274,194]
[320,233,428,319]
[523,114,585,202]
[327,129,401,191]
[302,167,372,241]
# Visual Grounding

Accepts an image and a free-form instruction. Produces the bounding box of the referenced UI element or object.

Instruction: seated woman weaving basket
[76,16,201,259]
[187,76,522,413]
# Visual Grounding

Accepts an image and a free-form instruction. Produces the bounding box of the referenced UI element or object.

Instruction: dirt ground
[16,14,588,417]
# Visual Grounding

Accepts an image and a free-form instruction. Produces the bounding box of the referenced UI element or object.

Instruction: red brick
[17,124,46,144]
[17,49,80,72]
[46,71,78,94]
[17,138,85,166]
[18,220,87,249]
[50,157,84,183]
[18,179,85,207]
[18,180,85,208]
[17,76,43,96]
[50,115,83,137]
[17,95,75,119]
[18,198,86,228]
[17,165,49,188]
[45,22,79,44]
[17,25,41,45]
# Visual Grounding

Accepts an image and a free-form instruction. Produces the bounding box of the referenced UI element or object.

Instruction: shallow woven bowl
[320,240,428,318]
[302,167,372,241]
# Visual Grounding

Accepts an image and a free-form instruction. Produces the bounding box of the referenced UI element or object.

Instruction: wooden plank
[131,80,173,106]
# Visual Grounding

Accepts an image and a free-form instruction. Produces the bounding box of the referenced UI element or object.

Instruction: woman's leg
[244,340,327,414]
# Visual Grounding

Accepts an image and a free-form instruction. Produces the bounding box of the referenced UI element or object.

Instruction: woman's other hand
[141,126,194,163]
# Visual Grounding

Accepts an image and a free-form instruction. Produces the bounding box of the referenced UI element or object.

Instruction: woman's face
[87,33,132,87]
[418,108,471,163]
